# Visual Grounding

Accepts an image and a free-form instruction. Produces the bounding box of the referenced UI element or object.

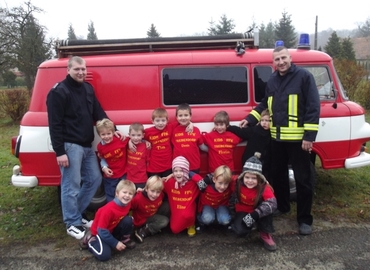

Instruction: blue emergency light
[275,40,284,47]
[297,33,310,49]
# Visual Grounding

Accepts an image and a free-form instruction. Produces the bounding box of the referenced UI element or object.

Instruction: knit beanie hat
[238,152,268,183]
[172,156,190,185]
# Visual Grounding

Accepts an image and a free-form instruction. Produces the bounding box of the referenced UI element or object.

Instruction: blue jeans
[60,143,102,227]
[103,173,126,202]
[198,205,231,226]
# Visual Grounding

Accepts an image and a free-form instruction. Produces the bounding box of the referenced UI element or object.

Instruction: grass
[0,114,370,246]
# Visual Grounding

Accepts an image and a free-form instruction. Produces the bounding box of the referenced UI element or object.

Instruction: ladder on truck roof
[55,32,257,58]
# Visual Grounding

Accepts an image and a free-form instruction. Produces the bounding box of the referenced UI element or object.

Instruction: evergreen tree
[274,10,297,48]
[208,14,235,36]
[259,21,275,48]
[87,21,98,40]
[17,15,51,91]
[341,37,356,61]
[324,31,343,59]
[68,24,77,40]
[147,24,160,38]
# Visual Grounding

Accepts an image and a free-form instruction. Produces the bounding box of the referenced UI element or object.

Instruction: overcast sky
[6,0,370,40]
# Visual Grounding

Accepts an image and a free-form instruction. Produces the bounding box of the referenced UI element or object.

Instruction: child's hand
[102,167,113,177]
[136,187,144,192]
[128,139,137,153]
[186,122,194,134]
[116,241,126,251]
[145,140,151,149]
[114,130,125,141]
[162,174,173,182]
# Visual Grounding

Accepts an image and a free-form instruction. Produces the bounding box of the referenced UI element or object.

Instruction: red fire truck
[11,32,370,209]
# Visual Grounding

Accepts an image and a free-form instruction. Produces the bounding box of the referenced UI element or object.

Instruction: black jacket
[46,75,107,156]
[227,124,271,167]
[246,64,320,142]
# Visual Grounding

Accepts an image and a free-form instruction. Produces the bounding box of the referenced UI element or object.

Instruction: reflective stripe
[270,126,305,140]
[288,94,298,128]
[267,97,273,127]
[250,110,261,121]
[304,123,319,131]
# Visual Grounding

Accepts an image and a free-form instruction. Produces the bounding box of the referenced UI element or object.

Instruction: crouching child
[194,165,235,232]
[231,152,277,251]
[131,175,170,243]
[80,180,136,261]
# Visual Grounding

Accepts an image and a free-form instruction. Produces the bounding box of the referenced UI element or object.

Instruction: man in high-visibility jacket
[240,46,320,235]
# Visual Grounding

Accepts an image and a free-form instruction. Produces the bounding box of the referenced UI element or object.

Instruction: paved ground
[1,217,369,270]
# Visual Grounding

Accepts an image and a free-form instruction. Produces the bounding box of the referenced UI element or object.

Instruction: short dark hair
[176,103,191,116]
[273,46,288,53]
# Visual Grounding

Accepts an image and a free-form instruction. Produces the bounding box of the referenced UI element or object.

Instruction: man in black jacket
[47,56,108,240]
[240,46,320,235]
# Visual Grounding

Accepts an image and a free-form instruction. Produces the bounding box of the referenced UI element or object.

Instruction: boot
[134,226,151,243]
[259,231,277,251]
[121,234,136,249]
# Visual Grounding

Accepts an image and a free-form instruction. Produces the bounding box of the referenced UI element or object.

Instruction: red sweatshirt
[235,184,275,213]
[131,191,165,227]
[198,179,236,212]
[126,142,149,184]
[91,200,131,235]
[202,130,242,172]
[172,125,203,171]
[144,124,174,173]
[163,177,200,234]
[97,136,129,178]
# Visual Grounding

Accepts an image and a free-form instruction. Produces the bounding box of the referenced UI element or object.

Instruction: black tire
[289,162,316,202]
[87,183,107,212]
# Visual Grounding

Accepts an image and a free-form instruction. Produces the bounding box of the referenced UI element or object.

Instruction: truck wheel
[289,162,317,201]
[87,183,107,212]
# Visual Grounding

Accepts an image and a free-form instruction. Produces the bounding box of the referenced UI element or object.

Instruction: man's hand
[239,119,248,127]
[302,140,313,153]
[57,154,69,167]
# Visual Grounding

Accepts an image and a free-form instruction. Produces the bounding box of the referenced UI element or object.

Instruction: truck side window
[302,66,334,100]
[254,66,273,102]
[162,67,248,105]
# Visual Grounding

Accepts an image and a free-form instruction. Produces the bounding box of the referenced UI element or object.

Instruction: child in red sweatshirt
[163,156,200,236]
[131,175,169,243]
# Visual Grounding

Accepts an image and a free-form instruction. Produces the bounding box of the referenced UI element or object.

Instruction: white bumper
[11,165,38,187]
[345,152,370,169]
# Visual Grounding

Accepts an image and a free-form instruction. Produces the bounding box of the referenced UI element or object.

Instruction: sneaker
[81,214,93,228]
[260,232,277,251]
[135,226,151,243]
[187,225,196,237]
[121,236,136,249]
[79,229,93,249]
[67,225,85,240]
[299,223,312,235]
